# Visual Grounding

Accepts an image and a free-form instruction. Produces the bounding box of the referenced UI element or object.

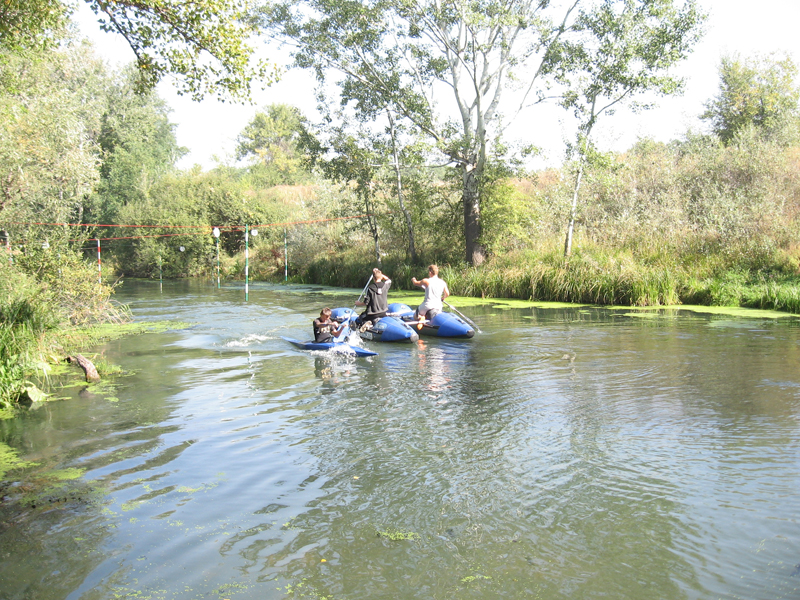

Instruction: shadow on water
[1,279,799,599]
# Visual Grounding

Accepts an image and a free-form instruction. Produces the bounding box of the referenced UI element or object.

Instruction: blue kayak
[331,307,419,343]
[387,303,475,338]
[281,336,378,357]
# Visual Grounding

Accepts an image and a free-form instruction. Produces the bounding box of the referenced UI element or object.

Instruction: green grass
[283,246,800,316]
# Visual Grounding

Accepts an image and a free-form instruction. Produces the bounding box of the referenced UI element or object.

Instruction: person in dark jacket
[355,268,392,329]
[313,307,346,342]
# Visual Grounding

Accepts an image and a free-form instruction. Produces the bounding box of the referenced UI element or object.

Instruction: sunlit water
[1,279,799,600]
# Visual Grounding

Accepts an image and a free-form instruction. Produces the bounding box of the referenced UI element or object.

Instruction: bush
[0,247,128,407]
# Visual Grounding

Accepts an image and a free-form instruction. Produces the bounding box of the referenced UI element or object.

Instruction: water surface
[1,279,799,600]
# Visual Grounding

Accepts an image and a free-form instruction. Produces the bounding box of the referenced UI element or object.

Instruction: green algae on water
[74,320,194,346]
[375,526,420,541]
[0,442,40,479]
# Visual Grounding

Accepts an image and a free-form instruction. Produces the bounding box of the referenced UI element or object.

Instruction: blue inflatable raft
[331,307,419,343]
[387,303,475,338]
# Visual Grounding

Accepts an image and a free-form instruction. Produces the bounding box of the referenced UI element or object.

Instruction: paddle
[444,299,482,333]
[352,275,373,314]
[337,275,375,331]
[336,320,351,341]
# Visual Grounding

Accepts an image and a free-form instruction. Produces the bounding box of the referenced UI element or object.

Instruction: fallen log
[67,354,100,382]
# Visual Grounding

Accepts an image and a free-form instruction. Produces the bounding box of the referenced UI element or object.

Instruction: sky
[75,1,800,172]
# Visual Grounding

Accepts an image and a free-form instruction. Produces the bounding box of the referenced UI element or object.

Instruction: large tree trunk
[463,167,485,266]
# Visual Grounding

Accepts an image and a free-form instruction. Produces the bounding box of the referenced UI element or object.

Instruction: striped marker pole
[96,238,101,284]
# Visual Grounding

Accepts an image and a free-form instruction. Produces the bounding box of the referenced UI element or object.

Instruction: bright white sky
[76,1,800,171]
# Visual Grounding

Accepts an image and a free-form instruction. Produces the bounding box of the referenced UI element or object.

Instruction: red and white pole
[96,238,101,284]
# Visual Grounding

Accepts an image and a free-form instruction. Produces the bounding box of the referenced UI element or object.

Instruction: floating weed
[375,526,420,541]
[280,577,331,599]
[10,467,105,511]
[45,361,73,377]
[177,485,201,493]
[0,442,40,479]
[176,480,219,494]
[108,585,167,599]
[214,582,249,597]
[461,574,493,584]
[82,379,122,402]
[75,321,194,345]
[94,358,124,377]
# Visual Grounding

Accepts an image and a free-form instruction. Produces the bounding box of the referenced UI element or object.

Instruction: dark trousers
[356,311,386,326]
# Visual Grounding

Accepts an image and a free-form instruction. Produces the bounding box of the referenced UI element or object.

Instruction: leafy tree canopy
[236,103,314,185]
[92,66,188,224]
[257,0,705,265]
[0,0,69,54]
[1,0,276,100]
[0,41,106,238]
[702,52,799,145]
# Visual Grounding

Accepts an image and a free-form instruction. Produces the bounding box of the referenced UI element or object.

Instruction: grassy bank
[0,251,130,410]
[286,246,800,315]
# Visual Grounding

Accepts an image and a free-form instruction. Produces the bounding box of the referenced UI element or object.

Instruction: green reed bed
[0,283,58,408]
[292,245,799,315]
[444,251,682,306]
[741,276,800,313]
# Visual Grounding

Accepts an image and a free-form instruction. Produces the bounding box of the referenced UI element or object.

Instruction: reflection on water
[1,279,799,600]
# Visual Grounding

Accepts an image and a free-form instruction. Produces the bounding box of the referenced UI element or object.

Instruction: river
[1,279,799,600]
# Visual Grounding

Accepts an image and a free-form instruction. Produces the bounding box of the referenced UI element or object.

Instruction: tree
[702,53,799,145]
[92,66,187,225]
[0,0,69,54]
[0,41,106,246]
[386,110,418,263]
[258,0,703,266]
[301,120,386,264]
[552,0,703,257]
[297,102,423,264]
[235,103,312,186]
[1,0,274,100]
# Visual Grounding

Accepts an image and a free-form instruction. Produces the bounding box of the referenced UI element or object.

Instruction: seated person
[355,268,392,328]
[313,307,346,342]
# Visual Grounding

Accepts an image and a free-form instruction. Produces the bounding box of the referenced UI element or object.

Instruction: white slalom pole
[245,224,250,301]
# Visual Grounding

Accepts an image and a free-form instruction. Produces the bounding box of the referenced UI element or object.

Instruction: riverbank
[283,249,800,315]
